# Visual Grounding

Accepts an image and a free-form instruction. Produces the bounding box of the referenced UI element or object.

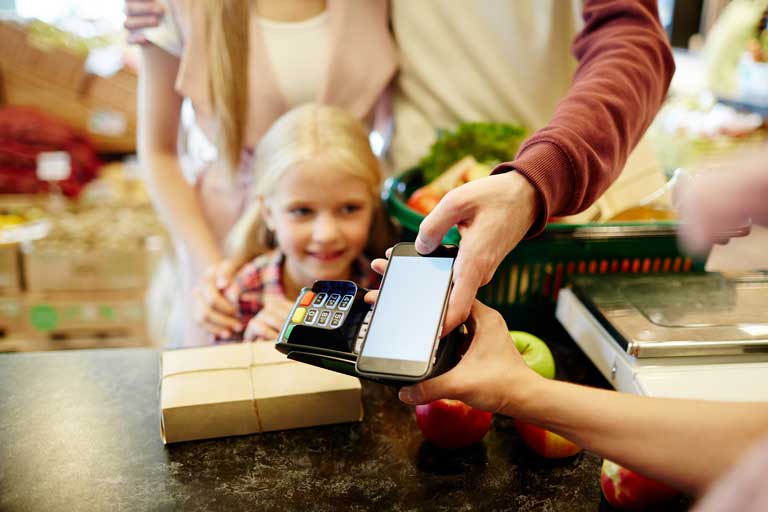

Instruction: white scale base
[556,289,768,402]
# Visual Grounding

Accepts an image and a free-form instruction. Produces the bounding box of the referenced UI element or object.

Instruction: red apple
[514,418,582,458]
[600,459,681,510]
[415,399,493,449]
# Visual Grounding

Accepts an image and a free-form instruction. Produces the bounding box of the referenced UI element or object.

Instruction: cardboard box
[0,21,137,153]
[24,289,147,341]
[161,342,363,444]
[0,295,23,337]
[22,245,152,292]
[0,244,21,293]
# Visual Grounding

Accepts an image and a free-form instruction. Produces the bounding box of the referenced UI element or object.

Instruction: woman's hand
[399,300,543,416]
[192,259,242,338]
[124,0,164,44]
[243,295,294,341]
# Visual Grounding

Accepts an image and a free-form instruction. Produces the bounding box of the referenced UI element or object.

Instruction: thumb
[398,372,456,405]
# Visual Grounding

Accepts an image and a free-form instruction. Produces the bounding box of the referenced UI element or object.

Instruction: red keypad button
[299,291,316,307]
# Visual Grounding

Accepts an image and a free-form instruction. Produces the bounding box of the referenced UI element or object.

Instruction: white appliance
[555,273,768,402]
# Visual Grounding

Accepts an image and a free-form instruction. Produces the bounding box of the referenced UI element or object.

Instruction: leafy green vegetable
[418,122,527,182]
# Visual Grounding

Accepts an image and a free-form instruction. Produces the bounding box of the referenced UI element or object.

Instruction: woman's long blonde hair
[227,103,395,264]
[204,1,249,176]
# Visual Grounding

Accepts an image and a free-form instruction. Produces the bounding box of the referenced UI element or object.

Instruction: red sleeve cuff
[492,140,574,238]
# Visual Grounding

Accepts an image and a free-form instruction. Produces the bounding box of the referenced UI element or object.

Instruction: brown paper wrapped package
[160,342,363,444]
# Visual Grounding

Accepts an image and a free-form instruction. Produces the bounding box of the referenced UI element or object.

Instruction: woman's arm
[137,43,223,274]
[398,301,768,496]
[517,376,768,496]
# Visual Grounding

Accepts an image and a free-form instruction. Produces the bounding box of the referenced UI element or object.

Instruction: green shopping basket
[383,168,705,325]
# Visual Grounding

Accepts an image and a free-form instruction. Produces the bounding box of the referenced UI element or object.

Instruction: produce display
[403,120,682,223]
[25,19,117,55]
[0,107,101,197]
[30,204,162,251]
[0,208,43,230]
[600,459,681,510]
[0,205,50,244]
[80,161,150,207]
[406,122,526,215]
[649,94,767,176]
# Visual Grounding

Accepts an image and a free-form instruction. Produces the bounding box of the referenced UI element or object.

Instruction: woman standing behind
[137,1,396,346]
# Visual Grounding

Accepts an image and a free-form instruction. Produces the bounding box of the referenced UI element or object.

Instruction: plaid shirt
[225,249,380,336]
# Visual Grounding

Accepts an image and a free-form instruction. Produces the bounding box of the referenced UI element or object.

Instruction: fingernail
[415,238,434,254]
[398,387,414,404]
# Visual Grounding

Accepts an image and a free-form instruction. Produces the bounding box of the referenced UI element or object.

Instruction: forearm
[141,152,223,271]
[498,0,675,235]
[138,43,222,274]
[511,378,768,495]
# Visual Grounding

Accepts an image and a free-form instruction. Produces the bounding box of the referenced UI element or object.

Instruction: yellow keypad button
[291,307,307,323]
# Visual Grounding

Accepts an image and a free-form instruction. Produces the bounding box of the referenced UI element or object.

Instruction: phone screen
[358,250,454,374]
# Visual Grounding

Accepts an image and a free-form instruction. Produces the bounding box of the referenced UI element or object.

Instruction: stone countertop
[0,324,691,511]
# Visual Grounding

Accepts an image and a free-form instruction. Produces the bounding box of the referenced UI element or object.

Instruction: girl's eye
[288,207,313,218]
[340,204,363,215]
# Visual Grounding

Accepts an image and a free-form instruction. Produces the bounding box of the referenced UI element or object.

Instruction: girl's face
[263,160,375,287]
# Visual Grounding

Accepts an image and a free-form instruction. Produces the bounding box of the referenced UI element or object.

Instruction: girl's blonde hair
[204,1,249,176]
[227,103,395,264]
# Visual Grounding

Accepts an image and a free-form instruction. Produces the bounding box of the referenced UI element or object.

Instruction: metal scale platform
[556,272,768,402]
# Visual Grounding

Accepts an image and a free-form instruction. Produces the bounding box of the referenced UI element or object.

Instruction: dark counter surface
[0,325,689,511]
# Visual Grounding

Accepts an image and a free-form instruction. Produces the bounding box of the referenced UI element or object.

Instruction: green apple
[509,331,555,379]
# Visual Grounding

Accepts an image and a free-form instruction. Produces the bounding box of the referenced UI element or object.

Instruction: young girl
[137,1,396,346]
[223,103,393,341]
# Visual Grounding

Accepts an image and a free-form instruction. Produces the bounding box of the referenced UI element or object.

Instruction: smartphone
[355,242,457,381]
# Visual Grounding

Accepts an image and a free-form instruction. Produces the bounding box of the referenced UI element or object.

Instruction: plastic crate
[383,168,704,325]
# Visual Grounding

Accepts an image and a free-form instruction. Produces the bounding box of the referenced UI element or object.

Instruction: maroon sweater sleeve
[493,0,675,236]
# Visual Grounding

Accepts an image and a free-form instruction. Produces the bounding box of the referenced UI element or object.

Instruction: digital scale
[556,272,768,401]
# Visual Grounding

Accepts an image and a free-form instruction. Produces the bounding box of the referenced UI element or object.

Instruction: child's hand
[243,295,294,341]
[192,259,242,339]
[363,247,392,305]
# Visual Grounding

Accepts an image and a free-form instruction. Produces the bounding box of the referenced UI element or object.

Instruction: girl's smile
[305,248,347,262]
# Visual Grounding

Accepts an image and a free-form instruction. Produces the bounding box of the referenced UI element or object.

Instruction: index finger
[203,280,238,315]
[415,191,467,254]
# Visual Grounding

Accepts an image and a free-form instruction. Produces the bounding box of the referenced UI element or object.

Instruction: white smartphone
[355,242,457,381]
